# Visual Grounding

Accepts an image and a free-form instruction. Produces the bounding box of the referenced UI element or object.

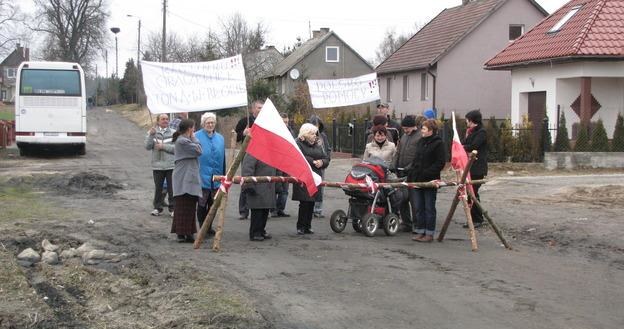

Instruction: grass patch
[109,104,153,129]
[0,104,14,121]
[0,184,71,223]
[0,250,54,326]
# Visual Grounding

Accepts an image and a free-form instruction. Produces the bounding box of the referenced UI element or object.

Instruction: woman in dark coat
[307,115,331,218]
[292,123,330,235]
[408,119,446,242]
[171,119,203,243]
[463,110,488,228]
[241,154,276,241]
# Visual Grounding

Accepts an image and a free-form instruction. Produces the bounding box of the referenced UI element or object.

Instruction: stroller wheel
[361,213,378,237]
[383,213,400,236]
[330,210,348,233]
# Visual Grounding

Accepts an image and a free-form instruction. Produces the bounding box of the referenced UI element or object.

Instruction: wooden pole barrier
[211,130,238,252]
[437,151,477,244]
[212,175,486,190]
[194,135,251,249]
[466,188,512,250]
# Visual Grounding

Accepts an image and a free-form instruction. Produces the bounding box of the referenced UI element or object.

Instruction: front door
[528,91,546,137]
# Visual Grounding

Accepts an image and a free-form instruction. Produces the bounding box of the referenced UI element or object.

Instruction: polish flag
[247,99,322,196]
[451,111,474,200]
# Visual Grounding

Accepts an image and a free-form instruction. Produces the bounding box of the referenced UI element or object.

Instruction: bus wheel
[18,146,30,157]
[77,145,86,155]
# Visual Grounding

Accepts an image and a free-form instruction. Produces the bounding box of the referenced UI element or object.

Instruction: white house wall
[511,61,624,136]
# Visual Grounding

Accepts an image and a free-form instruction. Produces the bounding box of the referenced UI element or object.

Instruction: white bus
[15,61,87,155]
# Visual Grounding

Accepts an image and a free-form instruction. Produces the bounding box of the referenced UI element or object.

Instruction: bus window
[20,69,81,96]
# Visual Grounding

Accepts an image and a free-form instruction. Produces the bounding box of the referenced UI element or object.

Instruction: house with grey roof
[265,28,374,98]
[1,43,30,102]
[376,0,547,118]
[244,46,284,85]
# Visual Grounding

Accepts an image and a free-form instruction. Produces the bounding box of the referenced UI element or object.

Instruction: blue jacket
[195,129,225,190]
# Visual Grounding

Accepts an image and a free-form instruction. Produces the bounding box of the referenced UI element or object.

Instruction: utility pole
[162,0,167,62]
[105,50,108,78]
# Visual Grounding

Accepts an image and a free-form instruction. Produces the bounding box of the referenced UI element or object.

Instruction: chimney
[320,27,330,35]
[462,0,471,5]
[24,47,30,61]
[312,30,320,38]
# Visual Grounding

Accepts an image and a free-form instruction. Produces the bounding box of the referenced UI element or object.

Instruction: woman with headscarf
[292,123,330,235]
[195,112,225,235]
[307,115,331,218]
[171,119,203,243]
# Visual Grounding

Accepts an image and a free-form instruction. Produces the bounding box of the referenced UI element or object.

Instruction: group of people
[146,99,334,243]
[363,104,488,242]
[146,100,486,243]
[146,112,225,243]
[235,100,332,241]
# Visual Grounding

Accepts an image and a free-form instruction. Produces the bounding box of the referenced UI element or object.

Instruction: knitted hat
[401,115,417,127]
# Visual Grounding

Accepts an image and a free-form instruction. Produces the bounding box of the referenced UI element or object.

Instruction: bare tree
[33,0,109,71]
[374,23,424,66]
[0,0,29,57]
[216,13,266,57]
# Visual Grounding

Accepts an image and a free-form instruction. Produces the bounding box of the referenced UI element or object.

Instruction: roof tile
[376,0,505,74]
[486,0,624,68]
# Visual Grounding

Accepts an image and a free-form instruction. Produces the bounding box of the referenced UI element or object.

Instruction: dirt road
[1,107,623,329]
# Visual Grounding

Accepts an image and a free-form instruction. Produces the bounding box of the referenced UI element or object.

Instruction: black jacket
[292,139,330,202]
[408,134,446,183]
[463,125,488,177]
[235,115,255,143]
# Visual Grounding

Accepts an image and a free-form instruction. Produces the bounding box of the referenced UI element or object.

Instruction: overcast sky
[18,0,569,75]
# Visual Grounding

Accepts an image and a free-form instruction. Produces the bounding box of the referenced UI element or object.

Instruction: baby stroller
[330,157,406,237]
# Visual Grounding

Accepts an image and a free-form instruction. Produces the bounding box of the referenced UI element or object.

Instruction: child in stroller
[330,157,407,237]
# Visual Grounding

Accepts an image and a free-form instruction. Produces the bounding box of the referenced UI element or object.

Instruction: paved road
[2,107,623,329]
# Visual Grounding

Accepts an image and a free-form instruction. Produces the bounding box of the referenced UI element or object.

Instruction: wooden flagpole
[210,130,239,251]
[437,151,478,251]
[194,135,251,249]
[466,187,512,250]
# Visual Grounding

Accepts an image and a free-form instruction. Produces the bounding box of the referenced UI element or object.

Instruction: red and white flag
[450,111,474,200]
[451,111,468,172]
[247,99,322,196]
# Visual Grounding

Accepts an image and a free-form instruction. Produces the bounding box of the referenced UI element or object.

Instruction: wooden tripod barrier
[437,151,478,251]
[211,131,238,251]
[466,188,512,250]
[194,135,251,249]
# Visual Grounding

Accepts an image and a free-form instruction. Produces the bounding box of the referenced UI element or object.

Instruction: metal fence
[296,115,624,162]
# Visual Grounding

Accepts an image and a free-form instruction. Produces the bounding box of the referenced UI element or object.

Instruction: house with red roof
[485,0,624,137]
[376,0,547,118]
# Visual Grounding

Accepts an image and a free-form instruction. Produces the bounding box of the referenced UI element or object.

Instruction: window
[548,5,582,33]
[509,24,524,41]
[20,69,81,96]
[402,75,409,101]
[325,46,339,62]
[420,73,427,101]
[5,68,16,79]
[386,77,392,102]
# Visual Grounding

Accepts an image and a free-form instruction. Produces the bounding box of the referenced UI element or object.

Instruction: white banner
[307,73,380,109]
[141,55,248,114]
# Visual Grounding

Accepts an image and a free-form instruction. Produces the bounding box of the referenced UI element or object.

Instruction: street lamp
[110,27,120,77]
[126,15,141,67]
[127,15,142,104]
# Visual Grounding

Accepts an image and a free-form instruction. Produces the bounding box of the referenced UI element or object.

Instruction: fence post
[351,118,357,158]
[363,118,369,147]
[332,118,337,152]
